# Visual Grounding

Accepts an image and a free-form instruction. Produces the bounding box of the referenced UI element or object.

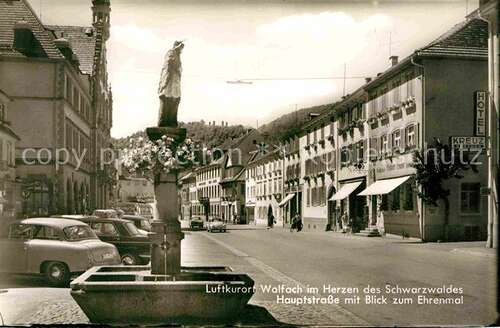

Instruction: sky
[29,0,479,138]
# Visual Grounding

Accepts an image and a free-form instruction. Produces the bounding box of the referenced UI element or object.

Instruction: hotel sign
[474,91,487,136]
[451,136,486,151]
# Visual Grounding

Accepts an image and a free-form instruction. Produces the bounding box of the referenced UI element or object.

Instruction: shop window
[381,194,388,211]
[403,183,414,211]
[460,183,480,213]
[391,187,401,211]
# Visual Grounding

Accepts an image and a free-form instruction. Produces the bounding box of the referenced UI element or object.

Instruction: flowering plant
[122,135,195,179]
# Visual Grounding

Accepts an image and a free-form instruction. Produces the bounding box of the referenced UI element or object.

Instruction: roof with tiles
[0,0,63,59]
[416,18,488,58]
[0,0,100,75]
[46,25,97,75]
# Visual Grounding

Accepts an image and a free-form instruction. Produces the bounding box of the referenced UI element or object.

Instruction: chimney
[389,55,398,67]
[365,77,372,84]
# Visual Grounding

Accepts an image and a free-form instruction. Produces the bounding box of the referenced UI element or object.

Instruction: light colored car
[207,219,226,233]
[0,218,120,286]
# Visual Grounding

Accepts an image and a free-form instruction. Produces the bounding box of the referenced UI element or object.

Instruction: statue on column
[158,41,184,127]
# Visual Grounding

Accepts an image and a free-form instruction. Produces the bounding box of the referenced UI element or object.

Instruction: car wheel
[44,262,70,287]
[121,253,139,265]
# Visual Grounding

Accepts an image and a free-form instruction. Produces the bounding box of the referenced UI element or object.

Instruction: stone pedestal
[146,126,187,275]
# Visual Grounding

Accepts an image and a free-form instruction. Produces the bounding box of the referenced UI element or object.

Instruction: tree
[411,138,478,240]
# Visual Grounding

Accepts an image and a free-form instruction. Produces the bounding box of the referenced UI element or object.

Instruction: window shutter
[402,127,407,151]
[416,123,420,148]
[363,139,368,161]
[388,133,393,155]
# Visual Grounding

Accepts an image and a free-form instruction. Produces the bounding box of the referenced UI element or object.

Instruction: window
[381,135,388,155]
[73,87,79,109]
[33,226,60,240]
[340,147,349,167]
[357,141,364,162]
[392,129,401,152]
[460,183,480,213]
[392,81,400,104]
[92,222,119,236]
[64,226,97,241]
[406,76,414,97]
[9,224,32,239]
[66,77,72,101]
[405,124,416,149]
[0,102,5,122]
[6,141,13,166]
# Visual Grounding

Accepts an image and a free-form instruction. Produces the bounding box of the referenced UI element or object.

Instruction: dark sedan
[189,216,205,230]
[52,215,151,265]
[122,215,152,232]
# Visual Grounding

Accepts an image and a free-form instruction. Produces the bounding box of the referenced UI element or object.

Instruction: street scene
[0,0,499,326]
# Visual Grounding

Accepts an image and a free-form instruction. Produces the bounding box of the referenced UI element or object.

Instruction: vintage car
[189,216,205,230]
[54,215,151,265]
[0,218,120,286]
[207,218,226,233]
[122,214,152,233]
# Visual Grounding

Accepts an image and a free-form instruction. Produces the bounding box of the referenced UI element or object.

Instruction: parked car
[52,215,151,265]
[189,216,205,230]
[93,209,119,218]
[0,218,120,286]
[207,218,226,233]
[122,215,152,233]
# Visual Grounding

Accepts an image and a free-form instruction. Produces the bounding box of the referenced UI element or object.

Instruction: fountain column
[146,126,186,275]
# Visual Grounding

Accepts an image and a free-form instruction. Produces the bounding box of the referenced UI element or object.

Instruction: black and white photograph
[0,0,498,326]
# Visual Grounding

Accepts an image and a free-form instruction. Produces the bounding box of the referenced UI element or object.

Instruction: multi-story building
[179,170,196,221]
[331,88,369,233]
[476,0,499,248]
[194,160,222,221]
[219,129,263,224]
[280,135,301,227]
[247,149,283,226]
[0,89,20,223]
[358,18,489,241]
[0,0,114,216]
[188,129,264,223]
[298,111,337,231]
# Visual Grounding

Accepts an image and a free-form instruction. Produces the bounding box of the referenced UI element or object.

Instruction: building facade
[298,111,337,232]
[247,150,283,226]
[0,89,20,225]
[281,135,301,227]
[333,89,370,233]
[358,18,489,241]
[477,0,499,248]
[0,0,114,217]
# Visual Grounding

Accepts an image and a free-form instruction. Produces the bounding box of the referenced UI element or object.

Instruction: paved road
[198,226,497,326]
[0,226,497,326]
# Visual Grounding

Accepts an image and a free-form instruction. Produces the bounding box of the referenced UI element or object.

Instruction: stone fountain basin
[70,265,255,325]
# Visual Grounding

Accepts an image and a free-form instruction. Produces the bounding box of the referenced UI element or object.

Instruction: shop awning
[329,181,362,201]
[279,194,295,207]
[358,176,411,196]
